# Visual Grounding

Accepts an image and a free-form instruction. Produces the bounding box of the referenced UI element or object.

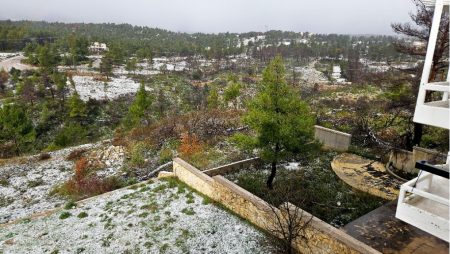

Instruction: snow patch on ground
[71,75,150,101]
[0,180,272,254]
[0,141,125,224]
[0,53,20,62]
[295,66,328,85]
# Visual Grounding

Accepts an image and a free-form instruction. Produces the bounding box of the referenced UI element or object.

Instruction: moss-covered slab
[331,153,402,200]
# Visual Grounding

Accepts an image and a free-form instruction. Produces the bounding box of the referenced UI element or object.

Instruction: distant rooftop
[422,0,450,6]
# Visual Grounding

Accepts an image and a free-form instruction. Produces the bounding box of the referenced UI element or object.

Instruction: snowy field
[0,179,272,254]
[71,75,149,101]
[0,142,125,224]
[0,53,20,62]
[295,66,328,85]
[0,53,36,72]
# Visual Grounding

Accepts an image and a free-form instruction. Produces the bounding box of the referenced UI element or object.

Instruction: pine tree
[232,56,316,189]
[0,104,36,155]
[0,68,9,92]
[125,58,138,75]
[100,56,113,80]
[125,82,152,128]
[207,87,220,109]
[68,91,87,119]
[224,81,241,109]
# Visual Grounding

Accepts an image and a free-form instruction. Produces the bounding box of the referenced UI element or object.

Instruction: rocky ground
[0,141,126,224]
[295,61,329,86]
[71,75,150,101]
[0,179,273,254]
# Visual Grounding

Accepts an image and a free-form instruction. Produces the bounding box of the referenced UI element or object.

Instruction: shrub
[59,212,71,219]
[64,200,77,210]
[178,132,202,158]
[53,157,126,200]
[159,148,173,164]
[77,212,88,219]
[38,153,51,160]
[181,207,195,215]
[54,176,124,201]
[130,142,149,167]
[28,179,44,188]
[66,149,87,161]
[74,157,90,181]
[54,123,87,148]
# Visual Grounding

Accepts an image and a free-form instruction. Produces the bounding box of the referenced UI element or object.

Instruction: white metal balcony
[396,168,449,242]
[413,81,449,129]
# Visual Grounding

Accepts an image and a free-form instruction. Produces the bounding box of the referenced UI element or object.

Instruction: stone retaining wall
[172,158,380,254]
[314,125,352,152]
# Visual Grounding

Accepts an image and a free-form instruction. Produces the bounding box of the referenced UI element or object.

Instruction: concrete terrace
[343,201,449,254]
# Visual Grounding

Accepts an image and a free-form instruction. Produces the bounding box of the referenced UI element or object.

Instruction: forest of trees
[0,20,410,62]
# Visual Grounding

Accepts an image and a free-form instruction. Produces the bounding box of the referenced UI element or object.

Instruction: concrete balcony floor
[343,201,449,254]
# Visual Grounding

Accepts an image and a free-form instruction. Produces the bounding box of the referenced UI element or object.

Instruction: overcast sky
[0,0,417,35]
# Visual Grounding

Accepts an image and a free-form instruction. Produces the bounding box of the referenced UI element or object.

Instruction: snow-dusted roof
[422,0,449,6]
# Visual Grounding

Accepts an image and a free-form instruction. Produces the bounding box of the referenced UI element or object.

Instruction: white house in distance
[88,42,108,53]
[331,65,349,84]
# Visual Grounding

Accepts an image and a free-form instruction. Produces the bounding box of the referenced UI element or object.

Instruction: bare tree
[265,181,313,254]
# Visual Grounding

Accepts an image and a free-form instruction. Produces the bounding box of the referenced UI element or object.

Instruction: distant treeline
[0,20,408,61]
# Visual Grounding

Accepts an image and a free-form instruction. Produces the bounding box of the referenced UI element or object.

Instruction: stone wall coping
[413,146,447,157]
[391,148,414,155]
[203,157,261,176]
[173,157,214,184]
[280,202,380,254]
[315,125,352,138]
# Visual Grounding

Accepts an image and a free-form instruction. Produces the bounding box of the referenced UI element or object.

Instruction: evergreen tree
[68,91,87,119]
[0,68,9,92]
[16,78,37,105]
[125,58,138,75]
[52,71,68,104]
[207,87,220,109]
[125,82,152,127]
[100,56,113,80]
[37,43,59,70]
[0,104,36,155]
[233,56,316,189]
[224,81,241,109]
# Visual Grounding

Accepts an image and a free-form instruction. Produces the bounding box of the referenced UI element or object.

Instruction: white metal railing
[396,171,449,241]
[413,0,450,129]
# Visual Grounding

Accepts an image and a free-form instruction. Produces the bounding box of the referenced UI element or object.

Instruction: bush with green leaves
[0,103,36,155]
[53,123,88,148]
[130,142,151,167]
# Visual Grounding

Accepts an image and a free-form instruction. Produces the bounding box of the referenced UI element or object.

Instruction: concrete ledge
[315,125,351,152]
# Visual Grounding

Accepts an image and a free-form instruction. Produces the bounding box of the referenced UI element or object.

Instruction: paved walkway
[331,153,403,200]
[343,201,449,254]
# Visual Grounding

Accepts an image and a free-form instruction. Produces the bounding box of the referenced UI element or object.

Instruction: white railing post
[416,0,444,105]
